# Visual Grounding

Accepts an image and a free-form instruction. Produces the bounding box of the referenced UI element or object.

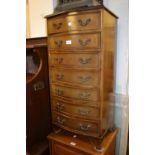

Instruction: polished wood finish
[53,112,100,137]
[26,37,51,154]
[52,84,99,101]
[53,143,87,155]
[52,98,100,119]
[26,37,47,48]
[52,96,100,107]
[47,11,101,34]
[47,129,117,155]
[49,53,100,68]
[50,68,100,87]
[48,33,101,50]
[46,6,117,138]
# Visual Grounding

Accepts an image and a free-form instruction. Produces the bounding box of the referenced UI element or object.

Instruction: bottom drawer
[53,142,88,155]
[52,112,100,137]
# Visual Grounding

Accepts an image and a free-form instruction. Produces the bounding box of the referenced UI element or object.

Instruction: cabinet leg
[93,139,105,152]
[88,130,109,152]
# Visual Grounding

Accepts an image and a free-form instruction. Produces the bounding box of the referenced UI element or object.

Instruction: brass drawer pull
[55,57,64,64]
[78,18,91,26]
[78,76,91,83]
[54,40,63,47]
[55,89,64,96]
[56,102,64,111]
[53,23,62,29]
[79,58,92,64]
[79,123,91,131]
[56,116,65,125]
[79,93,91,100]
[78,109,90,116]
[56,74,64,80]
[79,39,91,46]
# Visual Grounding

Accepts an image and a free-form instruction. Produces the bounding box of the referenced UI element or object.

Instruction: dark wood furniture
[48,128,117,155]
[26,37,51,155]
[26,37,47,48]
[46,6,117,144]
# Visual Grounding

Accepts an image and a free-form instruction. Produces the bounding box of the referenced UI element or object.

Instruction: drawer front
[50,69,99,87]
[49,53,100,68]
[47,12,101,34]
[52,97,100,107]
[53,99,99,120]
[53,142,88,155]
[53,112,99,136]
[48,33,100,50]
[51,85,99,102]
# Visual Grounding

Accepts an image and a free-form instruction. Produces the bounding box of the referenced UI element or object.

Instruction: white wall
[104,1,129,155]
[104,0,129,95]
[28,0,54,38]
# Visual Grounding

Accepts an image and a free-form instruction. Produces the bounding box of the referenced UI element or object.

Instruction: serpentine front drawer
[49,68,100,87]
[53,98,100,120]
[47,11,101,34]
[48,53,100,68]
[51,84,99,102]
[52,112,100,137]
[48,33,101,50]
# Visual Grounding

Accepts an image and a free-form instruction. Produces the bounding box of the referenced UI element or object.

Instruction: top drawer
[47,12,101,34]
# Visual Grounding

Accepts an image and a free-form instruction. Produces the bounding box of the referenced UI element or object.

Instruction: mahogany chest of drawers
[46,6,117,139]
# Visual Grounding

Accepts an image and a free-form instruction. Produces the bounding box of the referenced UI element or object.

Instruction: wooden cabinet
[26,37,51,155]
[46,6,117,139]
[47,129,117,155]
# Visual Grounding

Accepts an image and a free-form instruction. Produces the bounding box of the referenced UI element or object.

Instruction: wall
[26,0,31,38]
[104,0,129,155]
[27,0,54,38]
[104,0,129,95]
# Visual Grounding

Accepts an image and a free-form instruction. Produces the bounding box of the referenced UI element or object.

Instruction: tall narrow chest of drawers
[46,6,117,139]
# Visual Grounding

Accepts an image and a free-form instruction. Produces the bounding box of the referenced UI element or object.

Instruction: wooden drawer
[49,68,100,87]
[49,53,100,68]
[52,142,88,155]
[53,112,100,136]
[53,98,100,120]
[51,84,99,102]
[47,12,101,34]
[48,33,100,50]
[52,97,100,108]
